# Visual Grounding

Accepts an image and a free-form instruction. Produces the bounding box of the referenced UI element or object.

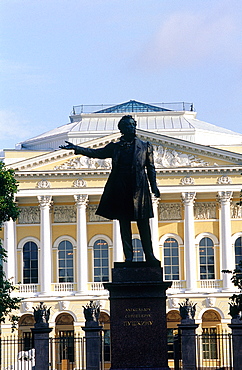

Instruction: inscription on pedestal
[123,307,153,327]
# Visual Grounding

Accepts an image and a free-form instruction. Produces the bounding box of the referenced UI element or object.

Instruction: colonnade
[3,191,235,295]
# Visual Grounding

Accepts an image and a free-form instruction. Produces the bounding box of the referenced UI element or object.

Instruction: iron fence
[1,334,110,370]
[1,332,234,370]
[172,332,233,369]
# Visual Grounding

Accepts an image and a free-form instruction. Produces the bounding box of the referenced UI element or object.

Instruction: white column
[38,195,52,295]
[113,219,124,262]
[182,192,196,291]
[150,195,160,259]
[217,191,234,290]
[74,194,88,293]
[3,219,16,283]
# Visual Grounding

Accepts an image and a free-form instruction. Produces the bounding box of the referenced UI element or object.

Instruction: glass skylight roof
[94,100,171,113]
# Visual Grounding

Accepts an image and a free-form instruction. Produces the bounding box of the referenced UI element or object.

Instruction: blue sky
[0,0,241,149]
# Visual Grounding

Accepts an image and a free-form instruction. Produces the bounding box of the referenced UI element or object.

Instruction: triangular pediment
[8,129,242,173]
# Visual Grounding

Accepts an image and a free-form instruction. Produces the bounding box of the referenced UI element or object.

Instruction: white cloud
[138,8,241,69]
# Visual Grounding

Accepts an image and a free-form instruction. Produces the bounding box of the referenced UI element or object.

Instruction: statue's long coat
[74,137,158,220]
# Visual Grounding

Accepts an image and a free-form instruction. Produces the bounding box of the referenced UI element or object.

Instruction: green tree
[0,162,21,325]
[222,260,242,319]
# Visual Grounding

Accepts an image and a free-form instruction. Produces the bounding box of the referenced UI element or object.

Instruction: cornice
[15,183,242,199]
[14,164,242,178]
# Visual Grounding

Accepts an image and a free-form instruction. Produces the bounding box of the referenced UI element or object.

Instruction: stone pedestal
[104,261,171,370]
[31,326,52,370]
[82,323,103,370]
[178,319,198,370]
[228,320,242,370]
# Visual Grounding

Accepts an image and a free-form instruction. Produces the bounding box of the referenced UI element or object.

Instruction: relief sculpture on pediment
[159,203,182,220]
[54,156,112,170]
[153,145,208,168]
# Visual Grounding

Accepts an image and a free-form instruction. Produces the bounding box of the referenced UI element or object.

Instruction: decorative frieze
[231,202,242,218]
[18,206,40,224]
[159,203,182,220]
[88,204,107,222]
[153,145,208,168]
[194,202,217,219]
[54,205,76,223]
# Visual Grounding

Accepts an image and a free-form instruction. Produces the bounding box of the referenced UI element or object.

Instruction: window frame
[53,236,76,284]
[160,234,183,281]
[88,235,112,283]
[18,237,40,285]
[195,233,218,281]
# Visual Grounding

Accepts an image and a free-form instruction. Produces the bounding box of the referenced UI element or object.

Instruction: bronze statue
[83,300,100,323]
[179,298,197,320]
[33,302,51,327]
[60,115,160,262]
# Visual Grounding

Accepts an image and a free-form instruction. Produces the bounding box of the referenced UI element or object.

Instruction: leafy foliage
[0,162,20,227]
[0,162,21,325]
[0,248,21,325]
[222,260,242,319]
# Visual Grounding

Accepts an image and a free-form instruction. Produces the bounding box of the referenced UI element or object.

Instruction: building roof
[16,100,242,151]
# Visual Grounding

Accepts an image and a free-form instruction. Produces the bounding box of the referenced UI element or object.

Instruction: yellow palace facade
[1,100,242,353]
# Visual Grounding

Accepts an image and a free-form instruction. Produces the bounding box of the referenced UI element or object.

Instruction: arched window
[163,238,179,280]
[93,239,109,282]
[199,237,215,280]
[132,238,144,262]
[58,240,74,283]
[23,241,38,284]
[235,236,242,269]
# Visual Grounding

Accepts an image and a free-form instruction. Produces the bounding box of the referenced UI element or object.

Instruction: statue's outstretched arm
[60,141,114,159]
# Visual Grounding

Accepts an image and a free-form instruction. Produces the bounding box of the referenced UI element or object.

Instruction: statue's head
[118,115,137,137]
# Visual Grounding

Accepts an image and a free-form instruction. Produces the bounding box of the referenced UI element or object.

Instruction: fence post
[31,302,52,370]
[82,301,103,370]
[228,320,242,370]
[173,334,180,370]
[178,298,199,370]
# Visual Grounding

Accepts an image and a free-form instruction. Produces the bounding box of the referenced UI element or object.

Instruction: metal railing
[172,332,233,369]
[71,102,194,115]
[196,332,233,369]
[1,332,233,370]
[1,334,109,370]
